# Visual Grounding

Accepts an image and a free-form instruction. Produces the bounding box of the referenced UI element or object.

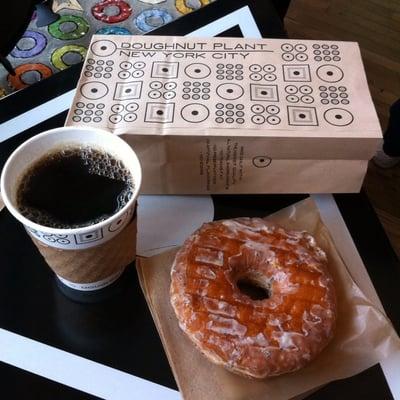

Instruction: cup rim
[0,126,142,235]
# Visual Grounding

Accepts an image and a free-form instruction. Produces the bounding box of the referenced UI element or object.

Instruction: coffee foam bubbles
[18,146,134,229]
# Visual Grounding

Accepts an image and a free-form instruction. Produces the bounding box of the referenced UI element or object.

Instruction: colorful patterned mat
[0,0,213,98]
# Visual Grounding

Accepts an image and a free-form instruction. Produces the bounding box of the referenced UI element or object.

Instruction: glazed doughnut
[10,30,47,58]
[48,15,89,40]
[175,0,210,15]
[8,63,52,90]
[170,218,336,379]
[92,0,132,24]
[51,45,87,70]
[134,9,173,33]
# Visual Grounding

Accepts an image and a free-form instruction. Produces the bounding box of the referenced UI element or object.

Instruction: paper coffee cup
[1,127,142,291]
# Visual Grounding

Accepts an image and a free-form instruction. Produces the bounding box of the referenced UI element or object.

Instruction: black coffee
[16,146,134,229]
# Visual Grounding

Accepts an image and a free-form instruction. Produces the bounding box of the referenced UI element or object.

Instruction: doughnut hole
[236,272,271,301]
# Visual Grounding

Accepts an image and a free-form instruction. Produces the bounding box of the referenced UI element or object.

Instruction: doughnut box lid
[66,35,382,194]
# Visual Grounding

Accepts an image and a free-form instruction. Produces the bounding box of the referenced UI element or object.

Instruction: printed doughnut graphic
[176,0,210,14]
[108,212,129,232]
[145,102,175,123]
[285,85,298,94]
[319,86,349,105]
[151,61,179,79]
[74,229,103,245]
[263,64,276,73]
[266,105,280,114]
[281,43,293,52]
[148,80,176,100]
[216,64,243,81]
[323,108,354,126]
[51,45,87,70]
[287,106,318,126]
[264,74,276,81]
[301,95,314,104]
[11,31,47,58]
[313,44,341,62]
[149,81,163,89]
[27,229,74,247]
[299,85,313,94]
[267,115,281,125]
[253,156,272,168]
[132,70,144,78]
[126,102,139,112]
[181,103,209,123]
[149,90,162,99]
[120,61,132,70]
[42,234,71,245]
[124,113,137,122]
[113,81,143,100]
[118,70,131,79]
[108,101,138,124]
[72,102,105,124]
[111,104,124,113]
[316,65,344,83]
[282,53,294,61]
[250,84,279,102]
[91,40,117,57]
[48,15,89,40]
[250,73,263,81]
[251,104,264,114]
[134,61,146,69]
[251,115,265,125]
[184,63,211,79]
[8,63,52,90]
[296,53,308,61]
[216,83,244,100]
[295,44,307,52]
[163,91,176,100]
[286,95,299,103]
[96,26,131,35]
[109,114,123,124]
[80,81,109,100]
[164,81,177,90]
[282,65,311,82]
[249,64,262,73]
[92,0,132,23]
[135,9,173,33]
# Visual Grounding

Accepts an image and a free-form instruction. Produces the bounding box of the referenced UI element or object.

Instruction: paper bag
[66,36,382,194]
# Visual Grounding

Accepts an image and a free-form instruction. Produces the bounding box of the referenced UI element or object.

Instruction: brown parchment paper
[136,197,400,400]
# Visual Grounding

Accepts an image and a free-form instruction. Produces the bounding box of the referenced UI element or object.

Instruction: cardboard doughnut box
[66,35,382,194]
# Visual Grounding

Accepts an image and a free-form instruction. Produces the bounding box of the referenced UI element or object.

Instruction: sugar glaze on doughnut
[170,218,336,379]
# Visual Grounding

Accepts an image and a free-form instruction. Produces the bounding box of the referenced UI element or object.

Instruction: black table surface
[0,1,399,399]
